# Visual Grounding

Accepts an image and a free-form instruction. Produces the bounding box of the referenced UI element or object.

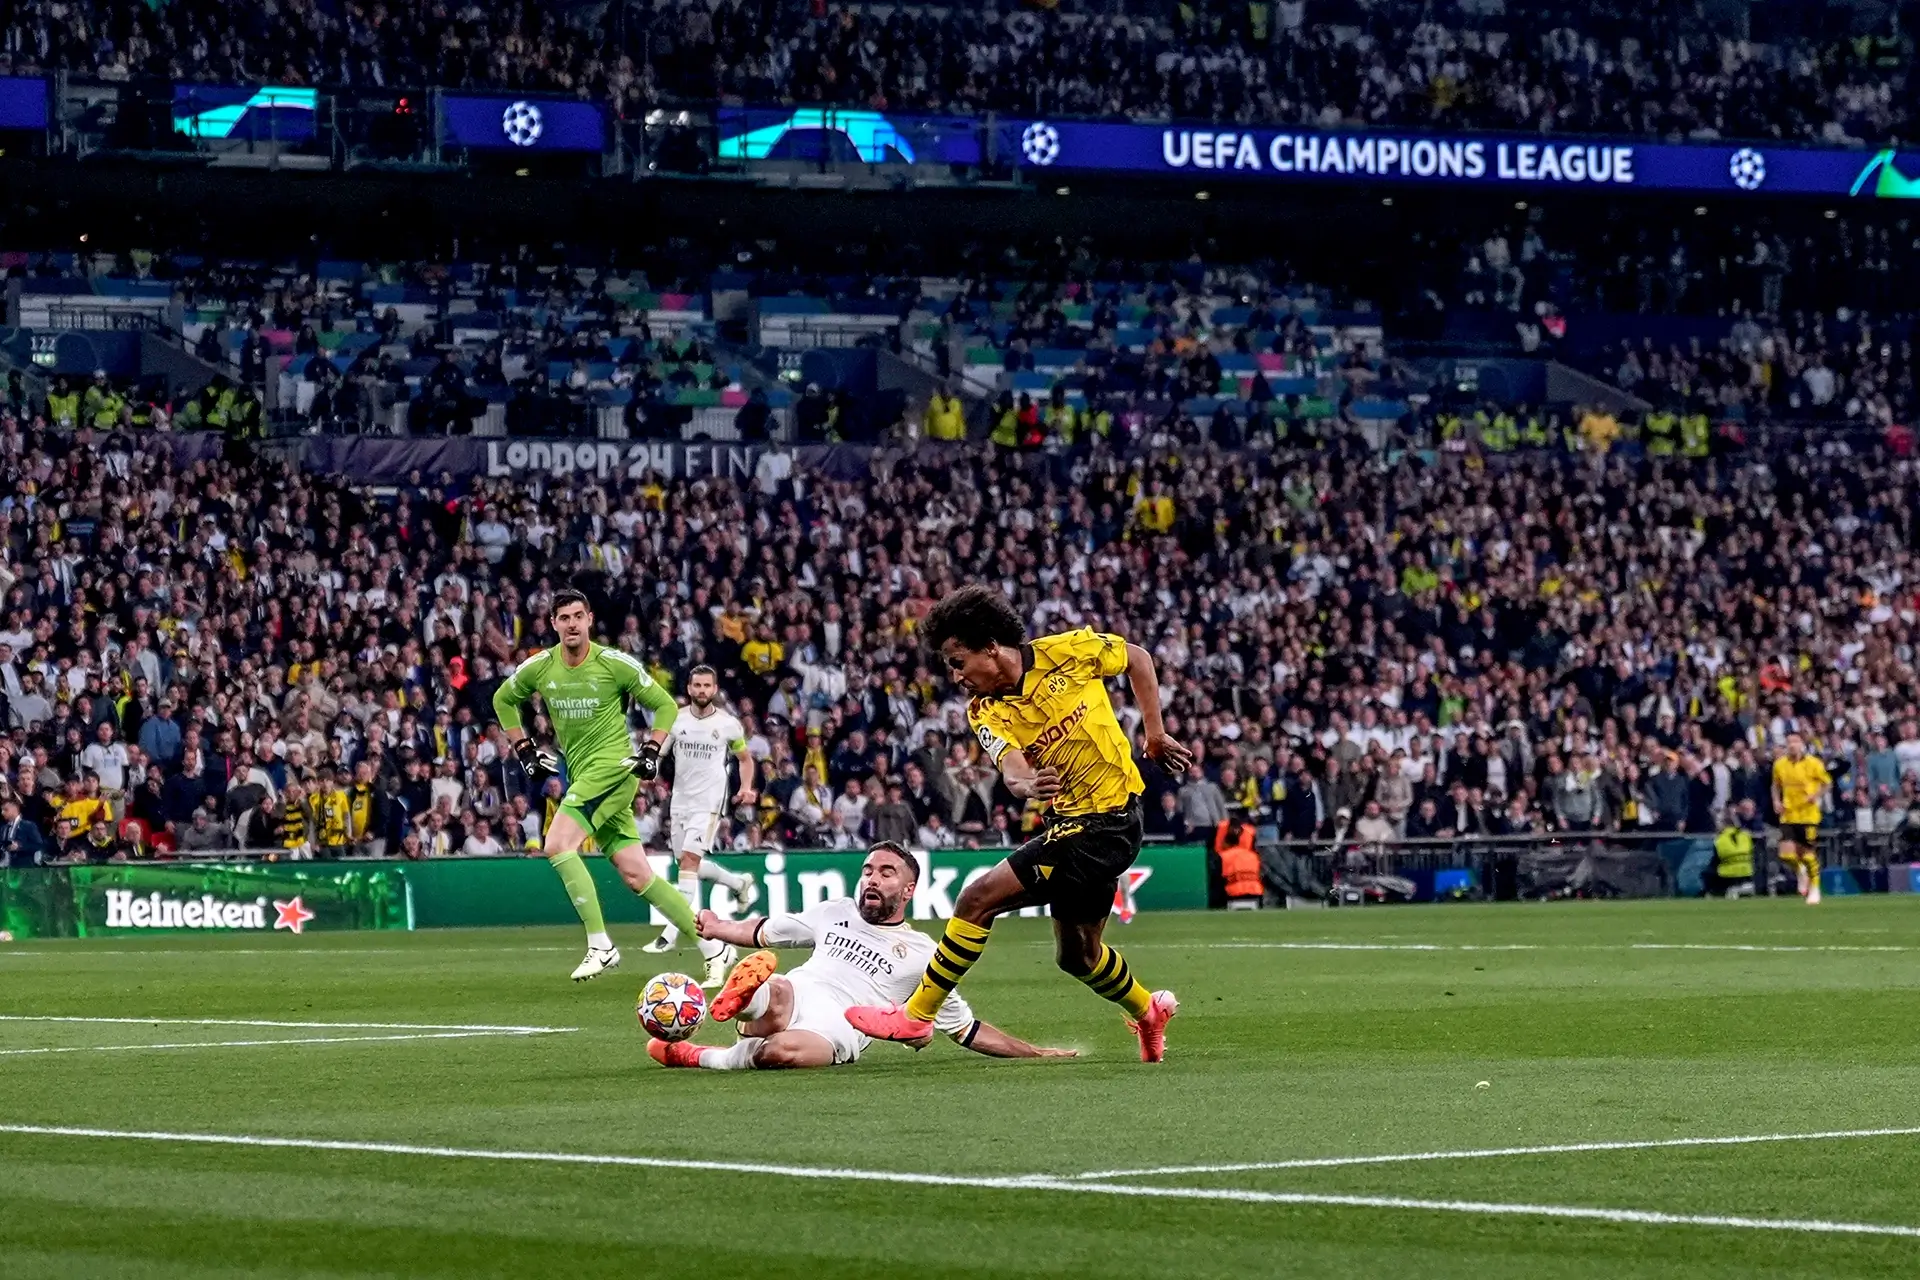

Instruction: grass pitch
[4,898,1920,1277]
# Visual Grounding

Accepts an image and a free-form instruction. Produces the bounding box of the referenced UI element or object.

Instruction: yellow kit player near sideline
[846,584,1194,1062]
[1772,732,1831,906]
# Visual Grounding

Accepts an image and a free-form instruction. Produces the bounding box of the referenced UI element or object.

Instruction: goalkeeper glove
[626,739,663,781]
[513,737,560,780]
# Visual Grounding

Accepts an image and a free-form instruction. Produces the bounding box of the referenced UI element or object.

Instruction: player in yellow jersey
[846,584,1194,1062]
[1771,732,1831,905]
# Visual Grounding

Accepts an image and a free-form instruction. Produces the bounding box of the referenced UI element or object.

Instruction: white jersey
[761,897,976,1036]
[668,707,744,813]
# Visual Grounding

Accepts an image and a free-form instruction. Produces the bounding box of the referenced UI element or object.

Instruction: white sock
[698,933,727,960]
[587,931,613,951]
[742,983,773,1022]
[699,860,746,892]
[699,1038,760,1070]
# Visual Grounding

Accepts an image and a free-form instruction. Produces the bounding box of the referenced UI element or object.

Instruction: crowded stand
[1,0,1913,145]
[0,174,1916,893]
[0,369,1911,878]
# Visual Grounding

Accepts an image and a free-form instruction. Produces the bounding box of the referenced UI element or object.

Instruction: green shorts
[558,772,642,854]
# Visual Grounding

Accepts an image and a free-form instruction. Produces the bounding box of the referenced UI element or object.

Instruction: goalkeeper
[493,588,704,982]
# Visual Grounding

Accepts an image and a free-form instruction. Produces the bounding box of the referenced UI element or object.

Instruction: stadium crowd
[0,411,1913,872]
[0,0,1911,145]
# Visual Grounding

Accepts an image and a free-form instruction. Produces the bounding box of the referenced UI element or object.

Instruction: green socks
[549,847,699,947]
[547,850,608,940]
[639,875,701,942]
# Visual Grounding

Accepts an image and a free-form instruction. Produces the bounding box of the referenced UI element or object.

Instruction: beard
[856,887,902,924]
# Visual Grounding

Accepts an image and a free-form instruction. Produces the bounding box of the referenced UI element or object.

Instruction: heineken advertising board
[0,862,411,940]
[0,846,1207,939]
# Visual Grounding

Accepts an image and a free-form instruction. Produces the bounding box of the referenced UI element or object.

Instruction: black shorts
[1006,800,1144,925]
[1778,823,1819,849]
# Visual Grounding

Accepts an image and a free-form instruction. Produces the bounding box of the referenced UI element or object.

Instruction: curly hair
[923,584,1024,653]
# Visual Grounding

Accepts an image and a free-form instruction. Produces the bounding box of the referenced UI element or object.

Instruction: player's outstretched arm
[953,1020,1078,1059]
[695,911,763,947]
[695,909,816,950]
[1124,641,1194,774]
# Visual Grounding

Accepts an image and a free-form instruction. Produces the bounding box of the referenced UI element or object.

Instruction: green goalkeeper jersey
[492,642,678,787]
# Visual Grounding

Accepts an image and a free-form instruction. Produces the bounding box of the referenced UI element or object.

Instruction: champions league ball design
[1728,147,1766,191]
[1021,122,1061,166]
[638,972,707,1042]
[502,100,545,148]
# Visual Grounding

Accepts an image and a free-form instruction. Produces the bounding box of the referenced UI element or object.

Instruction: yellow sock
[1805,851,1821,886]
[904,918,992,1021]
[1077,944,1154,1020]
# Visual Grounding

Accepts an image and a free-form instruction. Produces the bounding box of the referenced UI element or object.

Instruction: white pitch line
[0,1015,575,1033]
[0,1124,1915,1241]
[0,946,577,957]
[1146,942,1920,954]
[0,1030,556,1057]
[1196,942,1535,951]
[8,941,1913,957]
[1630,943,1917,953]
[1073,1125,1920,1180]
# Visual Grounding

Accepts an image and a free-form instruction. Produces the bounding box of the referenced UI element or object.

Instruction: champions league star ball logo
[1021,121,1061,166]
[1729,147,1766,191]
[502,100,544,147]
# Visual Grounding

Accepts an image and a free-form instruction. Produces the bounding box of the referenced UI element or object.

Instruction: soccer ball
[637,972,706,1042]
[1021,122,1061,167]
[1728,147,1766,191]
[502,100,544,148]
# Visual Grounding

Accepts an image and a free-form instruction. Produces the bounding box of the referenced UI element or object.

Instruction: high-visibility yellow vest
[989,408,1017,447]
[1714,827,1754,879]
[1646,411,1677,456]
[1680,413,1709,458]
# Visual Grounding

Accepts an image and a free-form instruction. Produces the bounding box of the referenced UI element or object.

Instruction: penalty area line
[0,1015,576,1034]
[0,1124,1916,1240]
[0,1030,562,1057]
[0,946,579,958]
[1074,1125,1920,1179]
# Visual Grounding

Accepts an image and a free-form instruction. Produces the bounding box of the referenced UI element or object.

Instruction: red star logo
[272,896,316,934]
[1111,868,1153,923]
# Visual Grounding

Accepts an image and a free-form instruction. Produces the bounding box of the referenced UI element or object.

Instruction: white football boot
[571,945,621,981]
[702,943,739,991]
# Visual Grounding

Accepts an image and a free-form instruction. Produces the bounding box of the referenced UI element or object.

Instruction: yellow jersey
[348,783,376,840]
[741,638,784,675]
[968,628,1142,818]
[1134,495,1175,535]
[1772,754,1831,825]
[60,796,111,836]
[311,789,352,846]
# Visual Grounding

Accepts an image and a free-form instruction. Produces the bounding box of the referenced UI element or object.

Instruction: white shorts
[779,972,866,1066]
[671,809,721,858]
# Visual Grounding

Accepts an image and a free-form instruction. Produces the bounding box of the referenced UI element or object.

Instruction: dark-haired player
[493,588,703,981]
[846,584,1195,1062]
[648,842,1072,1070]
